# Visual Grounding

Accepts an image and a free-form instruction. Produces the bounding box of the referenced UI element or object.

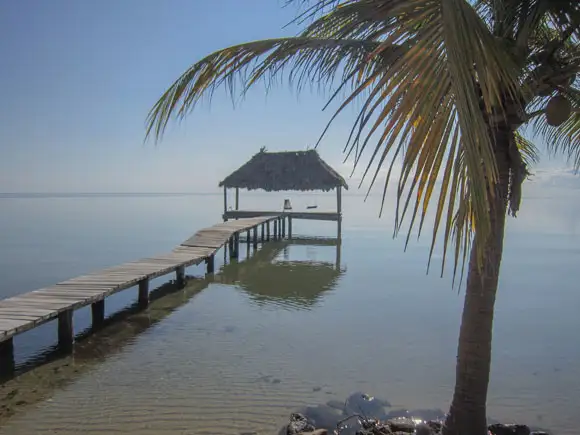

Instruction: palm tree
[146,1,580,434]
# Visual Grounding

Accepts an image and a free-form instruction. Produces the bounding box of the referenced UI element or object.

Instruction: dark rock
[313,386,322,392]
[488,424,531,435]
[415,423,435,435]
[272,378,282,384]
[387,417,416,433]
[344,392,390,419]
[300,405,343,431]
[287,413,315,435]
[426,421,443,433]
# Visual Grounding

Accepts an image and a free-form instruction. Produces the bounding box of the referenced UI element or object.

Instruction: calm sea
[0,192,578,434]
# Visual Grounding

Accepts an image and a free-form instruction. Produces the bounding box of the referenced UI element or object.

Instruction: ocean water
[0,192,578,434]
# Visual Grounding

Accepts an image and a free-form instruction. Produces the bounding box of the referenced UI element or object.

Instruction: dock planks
[0,216,281,351]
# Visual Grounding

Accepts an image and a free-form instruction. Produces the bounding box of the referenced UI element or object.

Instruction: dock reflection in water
[220,236,343,311]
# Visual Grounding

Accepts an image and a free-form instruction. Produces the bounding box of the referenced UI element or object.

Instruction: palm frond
[146,0,565,280]
[145,37,382,141]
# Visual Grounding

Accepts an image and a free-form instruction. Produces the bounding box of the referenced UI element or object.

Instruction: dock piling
[288,216,293,239]
[138,279,150,308]
[176,266,186,288]
[58,309,74,352]
[206,254,215,274]
[252,226,258,248]
[91,300,105,328]
[0,339,14,375]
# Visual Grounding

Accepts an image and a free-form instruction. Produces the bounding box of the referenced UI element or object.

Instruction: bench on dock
[0,215,287,369]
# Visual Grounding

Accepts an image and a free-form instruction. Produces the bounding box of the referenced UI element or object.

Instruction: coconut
[546,95,572,126]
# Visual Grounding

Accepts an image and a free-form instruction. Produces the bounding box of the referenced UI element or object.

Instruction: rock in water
[344,392,390,419]
[300,405,343,431]
[488,423,531,435]
[387,417,416,433]
[287,413,315,435]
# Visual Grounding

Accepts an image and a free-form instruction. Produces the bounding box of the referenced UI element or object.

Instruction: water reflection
[219,237,344,310]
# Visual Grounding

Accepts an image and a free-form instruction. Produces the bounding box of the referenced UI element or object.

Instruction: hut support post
[261,223,265,242]
[267,221,271,241]
[288,216,293,239]
[223,186,228,222]
[273,220,278,240]
[252,226,258,248]
[337,186,342,238]
[282,216,286,238]
[235,188,239,220]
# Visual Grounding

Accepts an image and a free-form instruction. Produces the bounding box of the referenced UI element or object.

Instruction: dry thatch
[219,149,348,191]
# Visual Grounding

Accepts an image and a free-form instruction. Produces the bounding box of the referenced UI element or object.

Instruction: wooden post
[223,186,228,222]
[0,338,15,376]
[252,226,258,248]
[206,254,215,274]
[138,278,149,308]
[233,233,240,258]
[267,221,271,241]
[260,223,265,242]
[288,216,293,239]
[235,188,239,211]
[176,265,186,288]
[282,217,286,238]
[228,237,234,258]
[337,186,342,238]
[278,218,282,238]
[273,220,278,240]
[58,309,74,352]
[91,299,105,328]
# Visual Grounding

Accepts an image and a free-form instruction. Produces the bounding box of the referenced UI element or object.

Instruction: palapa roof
[219,149,348,192]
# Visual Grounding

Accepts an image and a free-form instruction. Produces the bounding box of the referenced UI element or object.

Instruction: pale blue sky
[0,0,576,195]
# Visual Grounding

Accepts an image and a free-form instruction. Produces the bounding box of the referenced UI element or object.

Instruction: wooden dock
[0,215,286,371]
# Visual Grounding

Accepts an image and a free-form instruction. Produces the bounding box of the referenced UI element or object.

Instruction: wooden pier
[0,215,287,371]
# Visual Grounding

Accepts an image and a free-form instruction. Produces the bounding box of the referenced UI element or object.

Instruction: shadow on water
[0,235,343,424]
[220,236,344,310]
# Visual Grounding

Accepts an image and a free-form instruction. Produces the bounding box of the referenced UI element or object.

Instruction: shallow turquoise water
[0,192,578,434]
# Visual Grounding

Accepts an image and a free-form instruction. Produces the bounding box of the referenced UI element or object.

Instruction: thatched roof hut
[219,149,348,192]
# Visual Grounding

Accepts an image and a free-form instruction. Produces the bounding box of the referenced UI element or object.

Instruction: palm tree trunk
[443,130,511,435]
